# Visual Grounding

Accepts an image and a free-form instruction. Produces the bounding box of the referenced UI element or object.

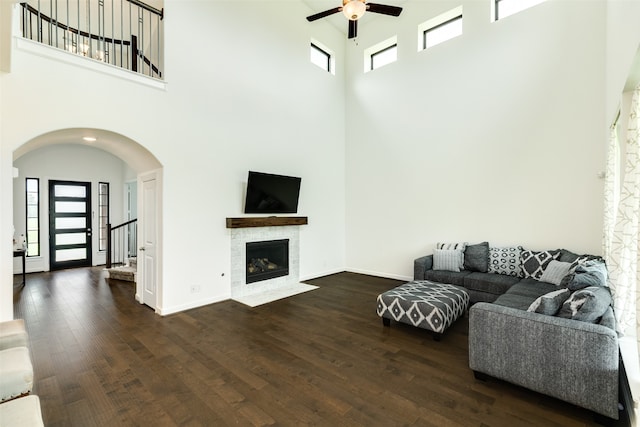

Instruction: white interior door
[138,171,159,310]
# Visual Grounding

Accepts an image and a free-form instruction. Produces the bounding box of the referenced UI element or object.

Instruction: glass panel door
[49,180,92,270]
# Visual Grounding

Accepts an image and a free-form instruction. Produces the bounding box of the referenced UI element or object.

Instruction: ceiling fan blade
[366,3,403,17]
[348,19,357,39]
[306,7,342,22]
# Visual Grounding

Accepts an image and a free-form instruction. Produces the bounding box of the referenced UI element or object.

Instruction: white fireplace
[230,225,301,299]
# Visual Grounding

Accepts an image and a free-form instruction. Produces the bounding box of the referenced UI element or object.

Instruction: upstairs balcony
[19,0,163,79]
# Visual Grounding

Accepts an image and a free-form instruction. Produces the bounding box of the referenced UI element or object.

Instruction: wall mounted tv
[244,171,302,214]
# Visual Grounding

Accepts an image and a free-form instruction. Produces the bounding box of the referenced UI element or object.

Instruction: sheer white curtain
[604,83,640,354]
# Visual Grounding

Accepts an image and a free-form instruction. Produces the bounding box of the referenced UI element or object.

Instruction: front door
[49,180,92,270]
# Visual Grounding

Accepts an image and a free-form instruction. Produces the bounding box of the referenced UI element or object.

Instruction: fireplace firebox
[246,239,289,284]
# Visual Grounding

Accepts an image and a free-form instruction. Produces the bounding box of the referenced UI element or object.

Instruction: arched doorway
[11,128,163,312]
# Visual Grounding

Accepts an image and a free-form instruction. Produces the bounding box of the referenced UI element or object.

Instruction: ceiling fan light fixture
[342,0,366,20]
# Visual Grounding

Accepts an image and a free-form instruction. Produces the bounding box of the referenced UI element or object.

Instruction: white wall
[344,0,638,280]
[12,144,127,272]
[0,0,347,319]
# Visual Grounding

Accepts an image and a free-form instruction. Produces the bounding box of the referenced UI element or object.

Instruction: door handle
[139,247,146,251]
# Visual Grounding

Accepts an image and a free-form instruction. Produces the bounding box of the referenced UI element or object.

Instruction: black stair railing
[20,0,163,79]
[106,218,137,268]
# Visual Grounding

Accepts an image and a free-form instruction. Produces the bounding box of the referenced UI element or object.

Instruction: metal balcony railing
[20,0,163,79]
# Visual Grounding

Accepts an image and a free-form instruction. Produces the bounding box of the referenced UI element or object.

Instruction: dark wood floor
[12,268,601,426]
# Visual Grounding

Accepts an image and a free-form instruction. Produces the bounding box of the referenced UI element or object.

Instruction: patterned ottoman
[376,280,470,340]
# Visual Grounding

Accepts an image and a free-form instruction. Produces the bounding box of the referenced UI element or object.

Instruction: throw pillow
[527,288,571,315]
[436,242,466,269]
[463,242,490,273]
[556,286,612,323]
[432,249,464,272]
[436,242,467,251]
[487,246,523,277]
[568,255,603,273]
[521,250,560,280]
[561,260,608,291]
[539,260,572,286]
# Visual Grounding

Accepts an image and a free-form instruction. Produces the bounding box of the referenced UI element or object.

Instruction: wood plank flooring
[12,268,602,426]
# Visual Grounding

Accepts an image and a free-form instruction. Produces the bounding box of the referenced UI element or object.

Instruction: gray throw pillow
[557,286,612,323]
[463,242,489,273]
[561,260,608,290]
[527,288,571,315]
[432,249,463,272]
[539,260,572,286]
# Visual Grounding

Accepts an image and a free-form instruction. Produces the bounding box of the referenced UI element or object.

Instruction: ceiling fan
[306,0,403,39]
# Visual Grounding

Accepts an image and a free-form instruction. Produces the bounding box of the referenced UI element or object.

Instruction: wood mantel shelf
[226,216,308,228]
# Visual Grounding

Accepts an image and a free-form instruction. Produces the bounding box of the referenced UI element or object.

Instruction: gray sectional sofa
[413,243,619,420]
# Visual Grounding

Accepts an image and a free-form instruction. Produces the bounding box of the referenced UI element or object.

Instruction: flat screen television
[244,171,302,214]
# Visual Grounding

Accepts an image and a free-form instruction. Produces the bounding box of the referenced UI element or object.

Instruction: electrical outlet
[190,285,201,294]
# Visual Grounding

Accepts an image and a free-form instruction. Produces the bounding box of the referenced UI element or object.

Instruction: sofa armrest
[469,302,619,419]
[413,255,433,280]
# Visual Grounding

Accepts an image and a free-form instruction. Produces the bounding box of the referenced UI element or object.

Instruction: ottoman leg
[432,332,442,342]
[382,317,390,327]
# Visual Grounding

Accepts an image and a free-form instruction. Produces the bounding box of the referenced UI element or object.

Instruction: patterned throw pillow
[488,246,523,277]
[556,286,612,323]
[527,288,571,315]
[521,250,560,280]
[432,249,464,272]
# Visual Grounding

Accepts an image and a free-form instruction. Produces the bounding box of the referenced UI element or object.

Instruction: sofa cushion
[521,250,560,280]
[527,288,571,315]
[501,279,558,298]
[539,260,572,286]
[561,260,608,290]
[492,280,555,310]
[463,272,520,296]
[557,286,612,323]
[464,242,489,273]
[423,269,471,287]
[488,246,523,277]
[433,249,464,272]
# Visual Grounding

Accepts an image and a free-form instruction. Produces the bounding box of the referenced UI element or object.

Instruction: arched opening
[10,128,163,312]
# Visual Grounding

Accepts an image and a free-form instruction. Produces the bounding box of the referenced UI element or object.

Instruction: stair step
[106,266,136,282]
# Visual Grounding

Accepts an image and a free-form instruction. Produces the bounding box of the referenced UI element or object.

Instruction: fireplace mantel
[226,216,308,229]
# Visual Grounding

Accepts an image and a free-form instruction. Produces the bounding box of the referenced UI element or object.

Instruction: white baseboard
[345,268,411,282]
[159,293,230,316]
[299,268,345,282]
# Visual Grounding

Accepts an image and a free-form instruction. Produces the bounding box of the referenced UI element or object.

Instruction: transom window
[365,36,398,72]
[423,16,462,50]
[310,40,335,75]
[371,44,397,70]
[494,0,545,21]
[418,6,463,52]
[311,43,330,72]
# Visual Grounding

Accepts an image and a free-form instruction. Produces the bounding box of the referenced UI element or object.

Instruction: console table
[13,250,26,286]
